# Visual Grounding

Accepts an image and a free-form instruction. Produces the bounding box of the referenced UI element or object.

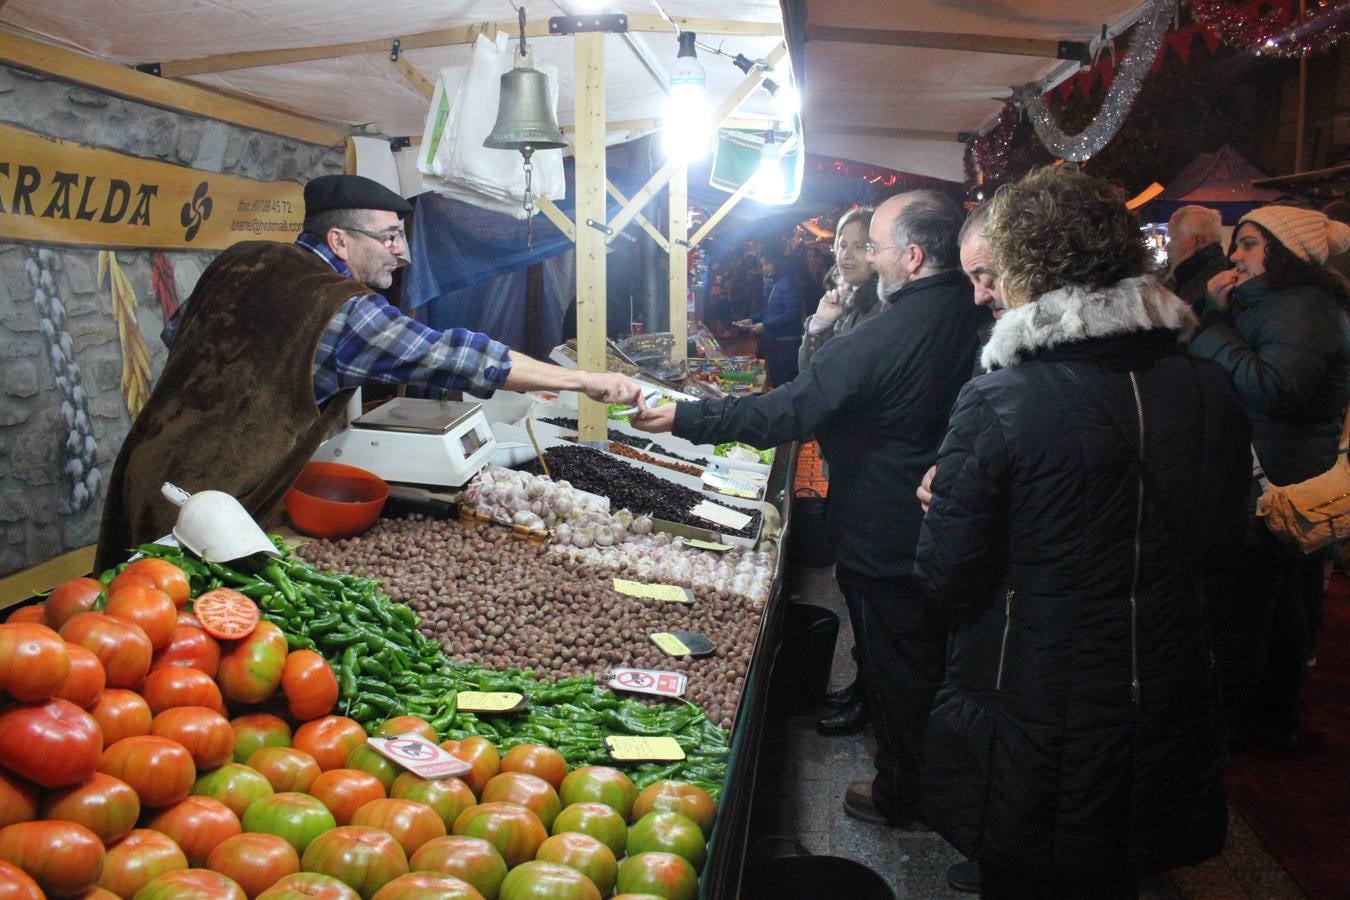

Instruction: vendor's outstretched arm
[502,351,644,404]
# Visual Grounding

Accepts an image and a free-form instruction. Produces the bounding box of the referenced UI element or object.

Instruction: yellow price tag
[604,735,686,762]
[684,539,730,552]
[614,579,693,604]
[650,632,692,656]
[456,691,525,713]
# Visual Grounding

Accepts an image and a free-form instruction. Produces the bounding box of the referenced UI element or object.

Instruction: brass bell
[483,48,567,159]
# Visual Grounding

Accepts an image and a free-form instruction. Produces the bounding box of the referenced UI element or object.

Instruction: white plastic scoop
[161,482,281,562]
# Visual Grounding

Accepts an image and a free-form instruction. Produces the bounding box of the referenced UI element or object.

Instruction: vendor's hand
[749,322,765,335]
[581,372,643,405]
[1205,269,1243,309]
[629,403,677,434]
[917,464,937,513]
[732,318,754,331]
[813,288,845,328]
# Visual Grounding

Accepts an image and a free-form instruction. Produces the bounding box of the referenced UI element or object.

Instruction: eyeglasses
[865,241,900,255]
[342,225,406,249]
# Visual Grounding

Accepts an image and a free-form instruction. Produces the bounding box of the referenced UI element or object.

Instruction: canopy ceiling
[3,0,1155,183]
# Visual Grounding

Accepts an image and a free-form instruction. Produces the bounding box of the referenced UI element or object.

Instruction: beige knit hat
[1239,205,1350,265]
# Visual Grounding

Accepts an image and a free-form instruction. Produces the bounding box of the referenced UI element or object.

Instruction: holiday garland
[1188,0,1346,58]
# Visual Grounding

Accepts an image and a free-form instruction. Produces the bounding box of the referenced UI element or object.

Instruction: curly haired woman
[914,167,1252,898]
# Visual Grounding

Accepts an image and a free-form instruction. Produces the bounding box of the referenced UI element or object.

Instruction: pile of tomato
[1,558,717,899]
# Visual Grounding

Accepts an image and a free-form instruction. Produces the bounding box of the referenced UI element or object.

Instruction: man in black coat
[633,190,983,827]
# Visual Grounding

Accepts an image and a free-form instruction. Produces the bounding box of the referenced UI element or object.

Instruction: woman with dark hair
[1189,205,1350,751]
[734,242,807,387]
[915,167,1251,897]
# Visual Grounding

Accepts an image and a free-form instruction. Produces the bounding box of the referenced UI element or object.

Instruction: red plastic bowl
[284,461,389,539]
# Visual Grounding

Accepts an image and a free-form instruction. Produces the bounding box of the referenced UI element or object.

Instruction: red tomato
[292,716,367,772]
[0,770,38,829]
[626,811,706,872]
[150,622,222,678]
[408,835,507,900]
[631,780,717,837]
[6,605,46,625]
[452,802,548,868]
[89,688,152,748]
[116,559,190,608]
[141,667,225,716]
[389,773,476,831]
[96,829,188,898]
[350,798,446,857]
[481,772,562,830]
[498,860,602,900]
[193,588,260,640]
[151,706,235,770]
[99,735,196,808]
[256,872,361,899]
[344,744,398,790]
[54,641,105,709]
[501,743,568,790]
[376,715,437,742]
[207,831,301,898]
[79,888,121,900]
[246,747,320,794]
[0,698,102,788]
[240,792,337,857]
[60,612,152,689]
[615,852,699,900]
[132,868,246,899]
[193,762,275,818]
[308,769,386,826]
[0,859,42,898]
[0,820,105,897]
[280,650,338,722]
[300,827,408,898]
[217,621,286,705]
[0,622,70,702]
[41,772,140,844]
[551,802,628,857]
[232,713,292,764]
[106,567,154,597]
[559,767,639,822]
[44,578,104,630]
[104,583,177,650]
[371,872,485,900]
[439,736,500,796]
[536,832,619,895]
[148,795,242,867]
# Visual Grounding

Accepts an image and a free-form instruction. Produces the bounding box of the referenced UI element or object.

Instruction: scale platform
[311,397,496,489]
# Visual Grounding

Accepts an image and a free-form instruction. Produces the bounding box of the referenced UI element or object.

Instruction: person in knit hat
[1189,204,1350,753]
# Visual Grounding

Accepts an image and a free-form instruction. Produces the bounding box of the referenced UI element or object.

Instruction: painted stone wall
[0,63,344,577]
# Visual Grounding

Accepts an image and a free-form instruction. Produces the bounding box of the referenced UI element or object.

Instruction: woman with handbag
[914,168,1251,897]
[1188,204,1350,750]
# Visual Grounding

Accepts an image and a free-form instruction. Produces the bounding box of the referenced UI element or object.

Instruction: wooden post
[1295,0,1307,174]
[574,32,608,445]
[668,166,689,369]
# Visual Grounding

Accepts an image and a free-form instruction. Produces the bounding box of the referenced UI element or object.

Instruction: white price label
[689,500,752,531]
[608,667,688,698]
[366,734,473,780]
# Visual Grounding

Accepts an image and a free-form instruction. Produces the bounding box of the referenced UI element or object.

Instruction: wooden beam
[805,24,1081,60]
[607,44,786,242]
[606,181,669,253]
[808,123,961,143]
[688,134,799,249]
[157,15,780,78]
[668,166,689,367]
[574,32,609,445]
[536,196,576,243]
[0,29,349,146]
[562,114,772,136]
[392,55,435,100]
[0,546,95,610]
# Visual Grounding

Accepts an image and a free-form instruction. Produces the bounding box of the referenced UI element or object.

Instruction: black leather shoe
[946,860,981,893]
[817,698,869,736]
[825,680,859,709]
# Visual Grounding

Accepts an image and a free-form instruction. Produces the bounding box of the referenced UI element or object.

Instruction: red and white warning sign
[607,667,687,698]
[366,733,473,780]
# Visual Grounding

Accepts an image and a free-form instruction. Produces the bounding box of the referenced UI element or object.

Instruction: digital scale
[311,397,496,491]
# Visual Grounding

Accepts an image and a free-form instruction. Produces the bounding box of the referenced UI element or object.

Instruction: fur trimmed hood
[981,275,1197,371]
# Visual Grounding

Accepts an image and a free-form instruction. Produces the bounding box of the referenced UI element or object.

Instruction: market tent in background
[1145,144,1285,225]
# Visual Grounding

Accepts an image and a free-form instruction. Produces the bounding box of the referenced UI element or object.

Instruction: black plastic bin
[742,853,896,900]
[770,602,839,712]
[788,488,833,568]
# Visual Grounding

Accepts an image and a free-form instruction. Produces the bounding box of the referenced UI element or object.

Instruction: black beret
[304,174,412,216]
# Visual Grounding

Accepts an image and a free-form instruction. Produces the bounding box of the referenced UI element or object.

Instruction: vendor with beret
[96,174,642,569]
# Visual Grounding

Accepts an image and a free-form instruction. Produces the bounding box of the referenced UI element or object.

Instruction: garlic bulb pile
[465,466,651,542]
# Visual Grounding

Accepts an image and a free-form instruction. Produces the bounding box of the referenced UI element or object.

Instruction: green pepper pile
[129,540,730,797]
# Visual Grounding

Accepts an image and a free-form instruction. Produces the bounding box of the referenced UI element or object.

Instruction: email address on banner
[230,218,303,235]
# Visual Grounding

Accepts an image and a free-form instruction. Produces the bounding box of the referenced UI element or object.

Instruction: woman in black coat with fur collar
[915,168,1252,898]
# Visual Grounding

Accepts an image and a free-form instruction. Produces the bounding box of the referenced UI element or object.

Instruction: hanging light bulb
[752,129,788,203]
[766,80,800,118]
[662,31,710,164]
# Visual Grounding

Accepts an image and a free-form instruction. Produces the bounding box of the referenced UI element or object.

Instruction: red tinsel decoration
[964,99,1020,196]
[1187,0,1347,57]
[151,251,180,325]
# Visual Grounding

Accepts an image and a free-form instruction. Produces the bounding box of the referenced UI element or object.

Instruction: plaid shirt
[167,234,512,406]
